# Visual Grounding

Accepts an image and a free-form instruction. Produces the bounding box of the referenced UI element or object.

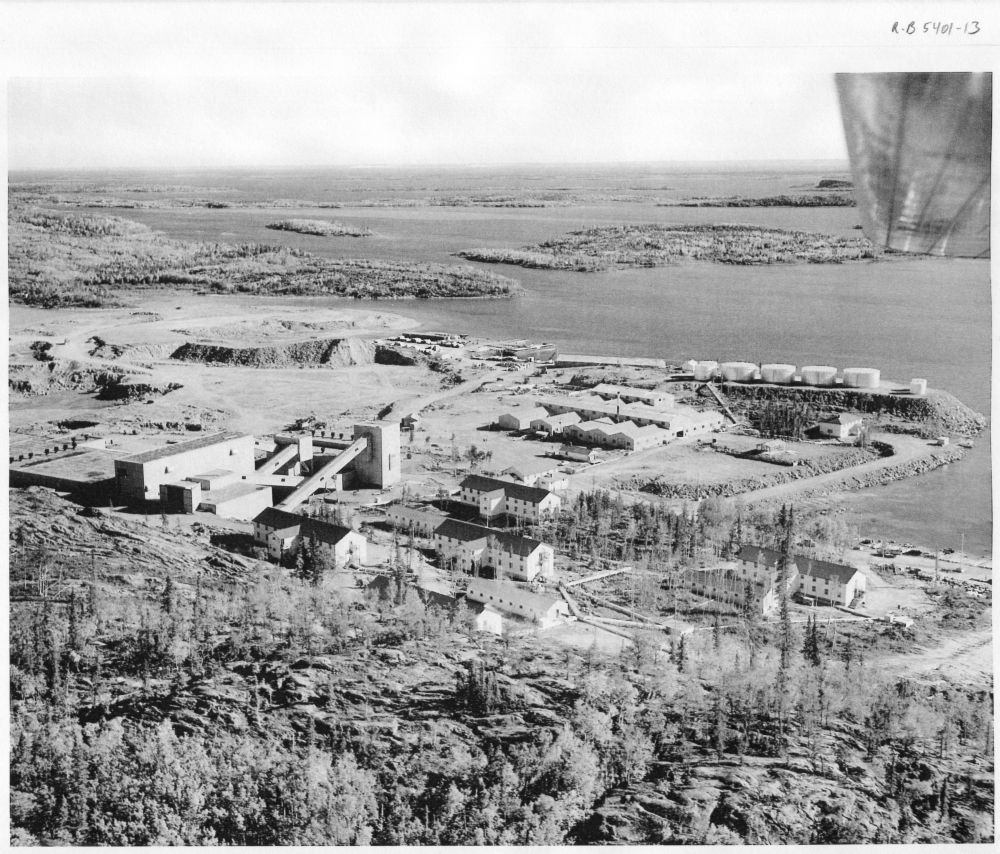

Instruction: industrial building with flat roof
[115,432,255,502]
[9,447,119,500]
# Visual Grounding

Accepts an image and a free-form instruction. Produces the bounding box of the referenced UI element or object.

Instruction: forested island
[8,206,519,308]
[660,194,855,208]
[266,219,372,237]
[458,224,880,272]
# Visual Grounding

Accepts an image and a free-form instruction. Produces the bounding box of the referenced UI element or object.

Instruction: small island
[266,219,372,237]
[817,178,854,189]
[458,223,879,272]
[660,193,855,208]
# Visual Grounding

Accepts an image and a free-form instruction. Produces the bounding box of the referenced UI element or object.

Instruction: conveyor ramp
[702,383,739,424]
[277,437,368,510]
[257,444,299,476]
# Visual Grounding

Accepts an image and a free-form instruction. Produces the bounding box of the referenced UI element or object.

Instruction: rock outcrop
[170,337,375,368]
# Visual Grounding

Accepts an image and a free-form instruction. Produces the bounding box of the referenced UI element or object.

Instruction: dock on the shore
[555,354,666,369]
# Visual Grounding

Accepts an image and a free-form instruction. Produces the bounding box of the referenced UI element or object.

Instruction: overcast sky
[8,69,847,171]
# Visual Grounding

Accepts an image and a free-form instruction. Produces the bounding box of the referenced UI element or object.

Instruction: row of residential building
[386,503,556,582]
[688,544,867,614]
[497,391,723,448]
[457,474,562,524]
[539,395,724,437]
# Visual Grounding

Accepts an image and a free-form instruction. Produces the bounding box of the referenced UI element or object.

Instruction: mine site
[7,64,994,846]
[9,281,993,844]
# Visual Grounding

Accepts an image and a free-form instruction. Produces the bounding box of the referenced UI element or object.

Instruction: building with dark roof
[385,504,450,538]
[432,518,554,581]
[458,475,561,523]
[796,557,867,606]
[114,432,255,502]
[253,507,366,564]
[688,567,781,617]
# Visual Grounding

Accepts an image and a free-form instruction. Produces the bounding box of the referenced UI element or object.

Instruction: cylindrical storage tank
[761,363,796,384]
[693,360,719,381]
[843,368,881,389]
[911,378,927,396]
[720,361,757,382]
[802,365,837,386]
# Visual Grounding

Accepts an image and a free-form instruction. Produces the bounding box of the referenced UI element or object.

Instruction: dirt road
[872,627,993,686]
[386,372,494,420]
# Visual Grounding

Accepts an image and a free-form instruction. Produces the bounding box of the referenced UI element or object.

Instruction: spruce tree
[803,614,821,666]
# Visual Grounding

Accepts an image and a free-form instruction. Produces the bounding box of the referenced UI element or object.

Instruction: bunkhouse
[252,506,367,565]
[735,545,800,591]
[385,504,450,538]
[457,474,561,523]
[796,558,867,607]
[688,567,782,617]
[432,518,555,581]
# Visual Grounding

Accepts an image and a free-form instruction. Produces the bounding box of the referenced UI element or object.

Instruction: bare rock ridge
[169,337,375,368]
[8,363,181,400]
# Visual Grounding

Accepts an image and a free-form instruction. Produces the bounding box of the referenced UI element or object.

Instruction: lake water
[18,162,991,556]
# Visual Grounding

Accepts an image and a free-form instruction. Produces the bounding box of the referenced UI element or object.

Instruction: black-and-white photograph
[4,4,995,846]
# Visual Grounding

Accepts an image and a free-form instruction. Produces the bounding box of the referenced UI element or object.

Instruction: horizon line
[9,157,852,174]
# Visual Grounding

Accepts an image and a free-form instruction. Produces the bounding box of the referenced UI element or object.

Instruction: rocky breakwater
[170,337,375,368]
[622,446,886,501]
[826,444,967,493]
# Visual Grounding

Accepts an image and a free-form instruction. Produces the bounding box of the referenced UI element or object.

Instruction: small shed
[475,604,504,635]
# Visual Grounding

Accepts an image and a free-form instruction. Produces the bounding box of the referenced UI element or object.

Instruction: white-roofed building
[818,413,865,439]
[529,411,582,435]
[502,458,561,486]
[592,383,675,407]
[465,578,570,629]
[497,408,550,431]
